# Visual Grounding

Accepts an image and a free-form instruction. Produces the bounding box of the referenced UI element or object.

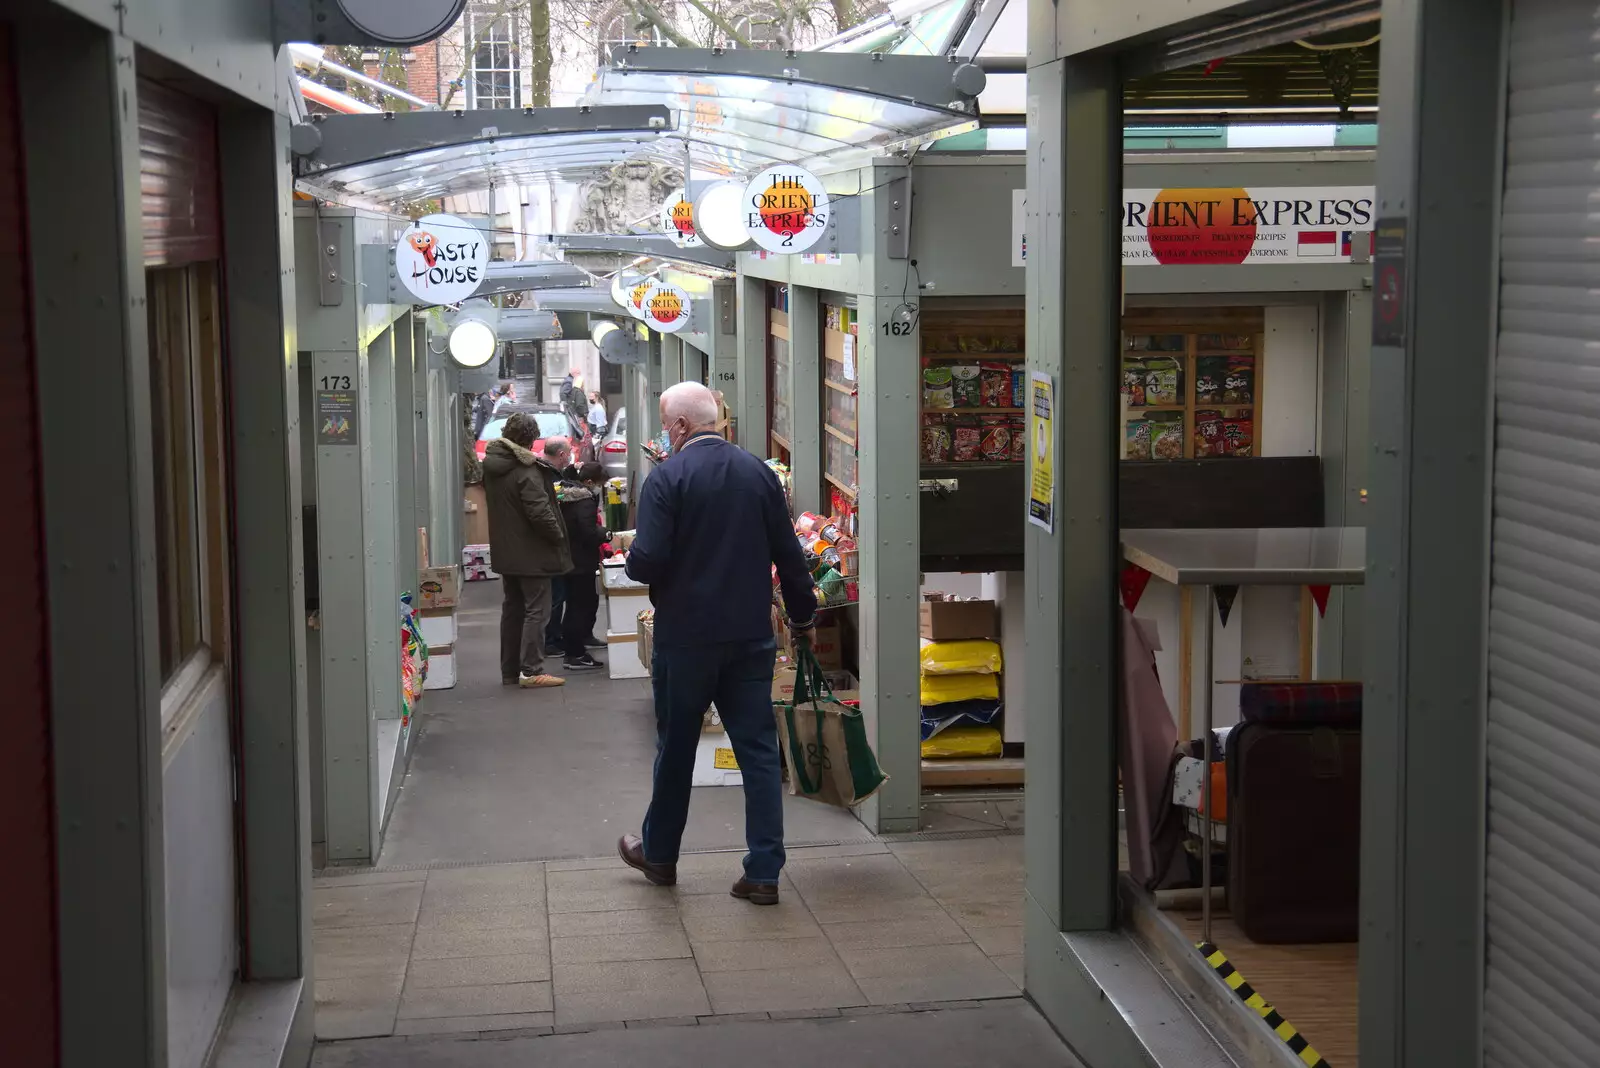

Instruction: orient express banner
[1012,186,1377,267]
[1122,186,1376,265]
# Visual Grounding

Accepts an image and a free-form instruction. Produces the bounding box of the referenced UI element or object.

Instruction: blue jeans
[643,639,784,885]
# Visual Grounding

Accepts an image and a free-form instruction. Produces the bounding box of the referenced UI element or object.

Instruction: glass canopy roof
[295,48,982,210]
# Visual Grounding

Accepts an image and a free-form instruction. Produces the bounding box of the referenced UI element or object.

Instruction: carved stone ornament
[572,158,684,236]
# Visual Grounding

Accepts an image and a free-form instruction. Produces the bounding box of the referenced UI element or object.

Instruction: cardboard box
[463,543,491,566]
[418,610,456,648]
[692,732,742,787]
[809,619,845,671]
[417,566,461,610]
[424,646,456,689]
[464,564,499,582]
[637,614,654,675]
[771,666,857,704]
[919,599,998,641]
[463,484,490,546]
[607,633,649,680]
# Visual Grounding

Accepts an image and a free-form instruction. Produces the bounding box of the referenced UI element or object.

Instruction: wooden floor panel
[1174,910,1359,1068]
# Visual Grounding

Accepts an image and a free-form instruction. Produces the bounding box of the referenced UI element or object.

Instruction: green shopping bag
[775,645,889,808]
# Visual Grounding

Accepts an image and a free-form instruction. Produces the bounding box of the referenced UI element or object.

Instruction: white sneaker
[519,673,565,688]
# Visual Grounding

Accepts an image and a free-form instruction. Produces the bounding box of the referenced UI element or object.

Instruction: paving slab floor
[313,999,1084,1067]
[377,580,866,867]
[318,580,1035,1047]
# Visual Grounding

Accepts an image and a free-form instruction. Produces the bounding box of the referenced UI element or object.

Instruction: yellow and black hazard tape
[1196,941,1328,1067]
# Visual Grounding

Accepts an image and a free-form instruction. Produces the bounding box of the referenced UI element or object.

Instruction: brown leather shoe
[618,834,676,886]
[730,878,780,906]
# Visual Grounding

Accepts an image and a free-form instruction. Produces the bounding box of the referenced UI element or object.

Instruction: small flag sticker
[1297,230,1338,258]
[1341,231,1375,257]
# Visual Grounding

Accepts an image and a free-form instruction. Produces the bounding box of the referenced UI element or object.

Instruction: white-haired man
[618,382,816,905]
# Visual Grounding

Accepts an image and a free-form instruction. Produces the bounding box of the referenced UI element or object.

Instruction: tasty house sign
[1123,186,1376,264]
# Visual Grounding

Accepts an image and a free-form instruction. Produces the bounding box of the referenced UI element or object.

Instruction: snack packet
[980,363,1012,407]
[921,413,953,463]
[923,365,954,409]
[951,365,983,407]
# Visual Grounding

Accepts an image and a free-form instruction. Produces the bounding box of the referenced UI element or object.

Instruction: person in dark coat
[617,382,817,906]
[481,415,573,688]
[556,461,611,671]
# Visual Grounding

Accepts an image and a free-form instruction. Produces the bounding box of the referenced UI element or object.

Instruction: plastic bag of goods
[920,672,1000,706]
[921,724,1003,760]
[920,697,1002,741]
[919,639,1002,676]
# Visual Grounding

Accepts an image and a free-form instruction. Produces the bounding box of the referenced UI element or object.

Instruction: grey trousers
[500,575,554,680]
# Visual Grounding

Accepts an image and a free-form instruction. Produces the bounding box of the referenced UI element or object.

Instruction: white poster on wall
[1009,186,1377,268]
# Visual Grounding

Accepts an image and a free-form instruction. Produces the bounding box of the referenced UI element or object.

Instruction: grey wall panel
[909,160,1025,297]
[162,674,237,1068]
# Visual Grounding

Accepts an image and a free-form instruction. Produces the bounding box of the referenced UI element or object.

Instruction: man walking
[618,382,816,905]
[481,415,573,688]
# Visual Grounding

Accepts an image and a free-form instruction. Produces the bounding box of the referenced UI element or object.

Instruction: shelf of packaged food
[1126,405,1185,414]
[823,378,855,394]
[923,407,1024,415]
[1192,401,1256,409]
[920,757,1025,788]
[922,352,1026,362]
[1195,350,1254,357]
[824,424,856,447]
[824,473,858,499]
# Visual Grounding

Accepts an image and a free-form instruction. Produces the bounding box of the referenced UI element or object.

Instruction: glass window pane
[146,268,203,678]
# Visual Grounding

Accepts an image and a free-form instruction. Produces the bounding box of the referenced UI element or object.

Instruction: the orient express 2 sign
[660,188,702,249]
[743,165,830,254]
[395,214,488,303]
[1122,187,1376,265]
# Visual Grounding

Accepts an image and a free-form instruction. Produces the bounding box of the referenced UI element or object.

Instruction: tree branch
[681,0,758,48]
[623,0,698,48]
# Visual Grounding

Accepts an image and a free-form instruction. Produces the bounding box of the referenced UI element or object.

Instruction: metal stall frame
[1022,2,1500,1067]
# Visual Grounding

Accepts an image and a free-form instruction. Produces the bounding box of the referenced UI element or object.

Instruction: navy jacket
[626,433,817,648]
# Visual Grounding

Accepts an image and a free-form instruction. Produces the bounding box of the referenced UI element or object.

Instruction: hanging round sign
[641,283,691,334]
[628,278,656,320]
[743,165,830,254]
[660,188,702,248]
[395,214,488,305]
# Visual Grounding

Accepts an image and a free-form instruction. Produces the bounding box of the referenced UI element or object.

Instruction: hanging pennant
[1214,585,1239,628]
[1120,564,1153,612]
[1308,585,1331,617]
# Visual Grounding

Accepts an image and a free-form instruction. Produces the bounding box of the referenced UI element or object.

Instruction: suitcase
[1226,691,1361,944]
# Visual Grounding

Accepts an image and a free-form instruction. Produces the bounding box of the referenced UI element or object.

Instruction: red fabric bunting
[1309,584,1331,617]
[1120,564,1153,612]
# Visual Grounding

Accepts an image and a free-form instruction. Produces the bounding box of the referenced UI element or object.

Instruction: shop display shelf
[824,472,858,499]
[824,424,856,446]
[922,351,1026,362]
[920,756,1025,788]
[923,407,1025,415]
[824,378,855,394]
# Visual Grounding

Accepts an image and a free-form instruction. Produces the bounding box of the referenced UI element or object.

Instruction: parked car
[475,405,578,462]
[599,407,628,482]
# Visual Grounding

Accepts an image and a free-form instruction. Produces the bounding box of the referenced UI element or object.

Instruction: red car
[475,406,582,462]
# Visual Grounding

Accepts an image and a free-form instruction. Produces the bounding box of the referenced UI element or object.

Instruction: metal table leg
[1201,583,1215,943]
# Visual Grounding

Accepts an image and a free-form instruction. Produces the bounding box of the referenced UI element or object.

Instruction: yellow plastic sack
[920,672,1000,706]
[919,638,1003,676]
[921,725,1004,760]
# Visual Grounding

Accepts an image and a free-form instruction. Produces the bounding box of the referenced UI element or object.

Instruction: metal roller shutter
[138,78,220,267]
[1488,3,1600,1065]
